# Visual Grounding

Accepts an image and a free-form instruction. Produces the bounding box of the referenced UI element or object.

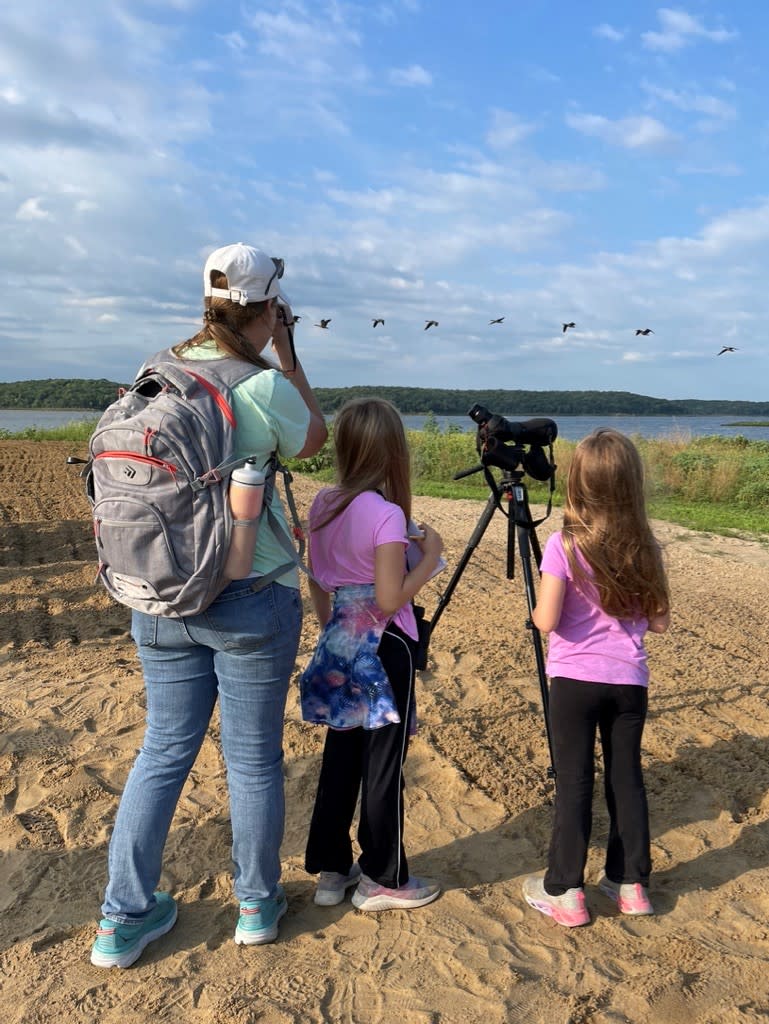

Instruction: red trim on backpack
[94,451,179,475]
[184,371,237,428]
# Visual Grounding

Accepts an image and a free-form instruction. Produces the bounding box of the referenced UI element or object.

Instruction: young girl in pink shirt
[301,398,444,911]
[524,429,670,927]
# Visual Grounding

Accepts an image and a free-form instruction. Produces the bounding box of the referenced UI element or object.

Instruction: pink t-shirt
[540,531,650,686]
[308,488,417,639]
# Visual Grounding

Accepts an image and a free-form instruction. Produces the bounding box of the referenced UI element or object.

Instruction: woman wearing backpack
[90,243,327,968]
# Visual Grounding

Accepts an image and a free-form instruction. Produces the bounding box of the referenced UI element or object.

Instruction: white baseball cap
[203,242,290,305]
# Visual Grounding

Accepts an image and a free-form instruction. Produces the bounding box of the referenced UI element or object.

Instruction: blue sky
[1,1,767,400]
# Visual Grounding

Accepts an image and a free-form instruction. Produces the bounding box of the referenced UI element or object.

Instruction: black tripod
[429,459,556,781]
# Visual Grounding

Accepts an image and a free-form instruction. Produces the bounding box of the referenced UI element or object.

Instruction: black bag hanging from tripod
[412,604,432,671]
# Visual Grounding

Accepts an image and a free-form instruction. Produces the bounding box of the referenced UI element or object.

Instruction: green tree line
[0,379,126,410]
[2,378,769,416]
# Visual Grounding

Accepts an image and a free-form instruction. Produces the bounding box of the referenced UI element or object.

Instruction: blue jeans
[101,580,302,923]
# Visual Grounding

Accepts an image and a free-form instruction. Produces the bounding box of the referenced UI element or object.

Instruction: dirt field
[1,439,769,1023]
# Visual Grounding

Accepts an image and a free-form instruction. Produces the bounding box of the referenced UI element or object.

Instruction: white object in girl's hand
[406,521,447,579]
[407,519,425,539]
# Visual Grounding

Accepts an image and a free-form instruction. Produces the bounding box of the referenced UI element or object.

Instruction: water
[0,409,98,433]
[2,409,769,443]
[401,414,769,443]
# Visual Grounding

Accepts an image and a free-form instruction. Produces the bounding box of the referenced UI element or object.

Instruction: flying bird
[372,318,385,327]
[314,319,331,329]
[717,346,738,356]
[635,328,654,336]
[562,322,576,333]
[424,320,439,330]
[489,317,505,325]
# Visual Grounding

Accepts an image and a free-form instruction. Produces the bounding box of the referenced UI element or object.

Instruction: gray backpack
[82,348,303,618]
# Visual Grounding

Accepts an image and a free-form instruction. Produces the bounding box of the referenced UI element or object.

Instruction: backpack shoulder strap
[249,456,320,592]
[140,348,260,390]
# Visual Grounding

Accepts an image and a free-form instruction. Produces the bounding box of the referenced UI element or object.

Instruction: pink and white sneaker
[522,875,590,928]
[598,877,654,916]
[351,874,440,911]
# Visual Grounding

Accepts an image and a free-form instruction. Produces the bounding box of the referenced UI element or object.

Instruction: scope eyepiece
[468,405,557,447]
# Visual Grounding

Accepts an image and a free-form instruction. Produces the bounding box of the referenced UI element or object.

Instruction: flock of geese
[299,316,441,331]
[291,315,739,355]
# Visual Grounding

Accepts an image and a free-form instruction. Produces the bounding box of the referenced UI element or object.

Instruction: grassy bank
[6,421,769,538]
[0,418,99,442]
[289,426,769,538]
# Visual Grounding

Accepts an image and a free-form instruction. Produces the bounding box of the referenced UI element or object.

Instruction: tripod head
[455,405,558,484]
[429,404,559,781]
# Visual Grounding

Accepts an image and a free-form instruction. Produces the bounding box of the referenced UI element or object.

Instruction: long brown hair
[562,428,669,620]
[173,270,273,368]
[313,398,412,529]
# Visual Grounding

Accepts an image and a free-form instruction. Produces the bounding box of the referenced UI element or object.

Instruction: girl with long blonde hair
[524,429,670,927]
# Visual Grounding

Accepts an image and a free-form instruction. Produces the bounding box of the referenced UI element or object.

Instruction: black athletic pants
[544,677,651,896]
[304,624,416,889]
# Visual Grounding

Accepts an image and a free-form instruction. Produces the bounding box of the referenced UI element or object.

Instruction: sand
[1,439,769,1024]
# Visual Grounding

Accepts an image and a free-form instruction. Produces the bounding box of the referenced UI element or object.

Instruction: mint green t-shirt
[182,342,310,588]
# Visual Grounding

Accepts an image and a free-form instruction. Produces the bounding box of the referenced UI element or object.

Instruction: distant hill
[311,386,769,417]
[0,379,126,411]
[1,378,768,417]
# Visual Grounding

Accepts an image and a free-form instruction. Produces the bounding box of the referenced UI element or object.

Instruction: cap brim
[273,284,291,306]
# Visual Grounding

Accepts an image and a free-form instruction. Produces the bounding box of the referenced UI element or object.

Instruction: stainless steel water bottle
[228,459,265,520]
[224,460,266,580]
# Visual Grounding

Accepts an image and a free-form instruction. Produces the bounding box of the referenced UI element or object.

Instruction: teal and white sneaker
[234,886,288,945]
[90,892,178,968]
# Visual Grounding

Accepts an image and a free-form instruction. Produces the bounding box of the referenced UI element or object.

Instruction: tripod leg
[517,522,556,781]
[506,494,516,580]
[429,490,498,633]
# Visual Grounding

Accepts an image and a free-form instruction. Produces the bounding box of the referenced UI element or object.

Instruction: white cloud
[677,161,741,177]
[621,351,654,363]
[0,1,765,400]
[64,296,123,308]
[65,235,87,256]
[246,5,364,78]
[16,197,50,220]
[566,112,677,150]
[716,77,737,92]
[1,85,23,103]
[642,81,737,124]
[234,4,373,138]
[0,95,132,150]
[528,66,560,84]
[642,8,738,53]
[144,0,200,10]
[699,201,769,252]
[219,31,247,53]
[593,23,625,42]
[486,109,537,149]
[372,0,421,25]
[389,64,432,87]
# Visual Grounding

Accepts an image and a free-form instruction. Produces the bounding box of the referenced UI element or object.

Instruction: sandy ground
[1,439,769,1024]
